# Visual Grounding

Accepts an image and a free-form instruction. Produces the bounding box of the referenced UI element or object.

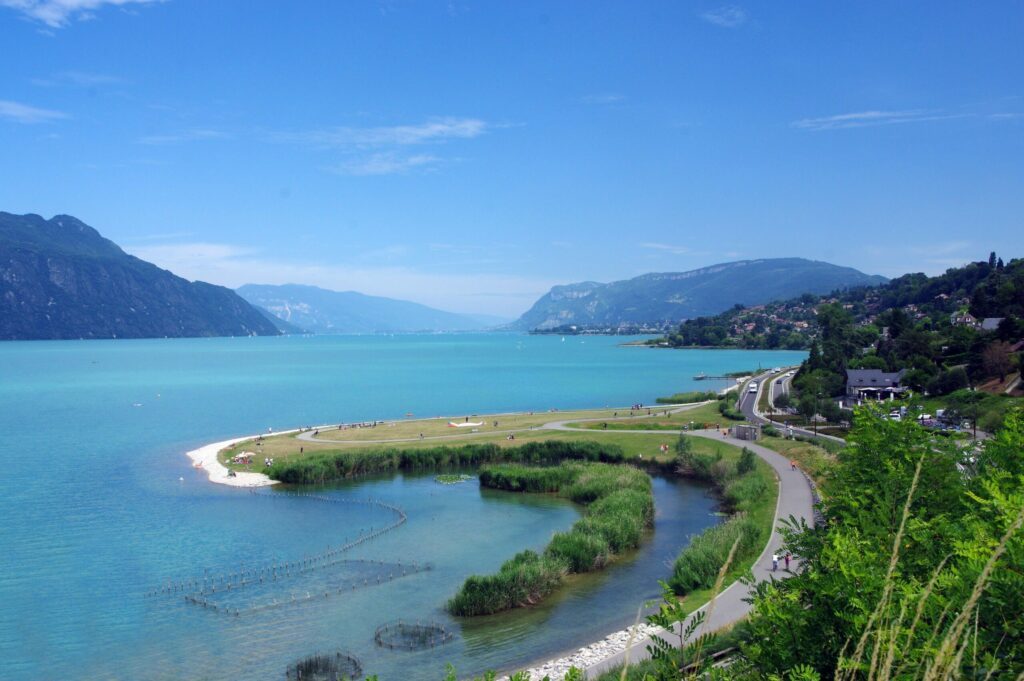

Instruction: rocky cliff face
[0,212,280,340]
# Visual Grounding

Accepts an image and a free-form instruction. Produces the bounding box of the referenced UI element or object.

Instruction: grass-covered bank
[667,437,777,606]
[447,462,654,616]
[267,440,630,485]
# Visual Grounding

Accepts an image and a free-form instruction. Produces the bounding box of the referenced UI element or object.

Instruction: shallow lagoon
[0,334,804,679]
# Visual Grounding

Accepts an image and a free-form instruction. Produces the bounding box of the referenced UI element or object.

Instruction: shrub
[718,400,745,421]
[737,446,756,475]
[656,390,718,404]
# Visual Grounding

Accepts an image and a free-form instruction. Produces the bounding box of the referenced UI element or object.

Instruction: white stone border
[500,623,663,680]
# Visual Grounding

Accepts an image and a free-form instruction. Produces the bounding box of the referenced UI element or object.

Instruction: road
[540,415,815,678]
[741,370,846,445]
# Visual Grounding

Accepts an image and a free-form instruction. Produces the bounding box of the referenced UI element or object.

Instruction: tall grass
[656,390,718,404]
[269,440,627,485]
[669,515,761,593]
[448,462,654,616]
[669,434,775,597]
[445,550,568,616]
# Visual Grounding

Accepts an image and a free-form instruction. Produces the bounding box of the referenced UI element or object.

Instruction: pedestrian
[790,459,796,470]
[785,552,792,570]
[772,553,779,571]
[300,447,303,454]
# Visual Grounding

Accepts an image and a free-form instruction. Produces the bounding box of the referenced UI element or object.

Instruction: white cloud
[0,99,68,123]
[137,128,228,144]
[792,109,965,131]
[0,0,163,28]
[125,241,554,316]
[640,242,691,256]
[328,153,442,176]
[281,117,488,148]
[701,6,747,28]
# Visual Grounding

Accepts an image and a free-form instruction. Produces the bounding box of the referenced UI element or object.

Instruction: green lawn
[756,434,835,487]
[568,401,736,432]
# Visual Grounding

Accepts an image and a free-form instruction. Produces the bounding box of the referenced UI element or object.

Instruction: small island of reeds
[447,461,653,616]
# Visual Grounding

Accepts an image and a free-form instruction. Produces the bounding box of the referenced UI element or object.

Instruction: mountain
[511,258,888,330]
[0,212,280,340]
[236,283,497,334]
[253,305,309,335]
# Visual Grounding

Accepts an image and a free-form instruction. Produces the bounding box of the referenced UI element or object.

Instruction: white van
[749,382,759,393]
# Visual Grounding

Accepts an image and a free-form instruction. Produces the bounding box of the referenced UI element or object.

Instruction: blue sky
[1,1,1022,316]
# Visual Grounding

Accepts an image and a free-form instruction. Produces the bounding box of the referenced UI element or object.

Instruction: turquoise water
[0,334,805,680]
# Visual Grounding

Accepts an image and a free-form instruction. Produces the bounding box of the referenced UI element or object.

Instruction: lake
[0,334,805,680]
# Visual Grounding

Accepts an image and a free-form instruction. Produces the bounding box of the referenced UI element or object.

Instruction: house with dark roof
[846,368,907,399]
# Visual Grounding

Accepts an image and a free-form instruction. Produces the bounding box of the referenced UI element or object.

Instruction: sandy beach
[185,430,301,487]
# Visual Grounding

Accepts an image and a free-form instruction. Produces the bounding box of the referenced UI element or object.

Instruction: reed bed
[269,440,628,485]
[448,462,653,616]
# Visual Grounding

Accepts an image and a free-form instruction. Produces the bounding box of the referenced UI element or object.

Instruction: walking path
[510,419,815,679]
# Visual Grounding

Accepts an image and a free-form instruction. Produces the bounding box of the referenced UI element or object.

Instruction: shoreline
[183,404,809,678]
[185,430,303,487]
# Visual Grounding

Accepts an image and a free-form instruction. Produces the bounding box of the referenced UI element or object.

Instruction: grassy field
[567,401,732,432]
[756,434,835,486]
[308,407,645,443]
[218,404,721,472]
[221,428,742,473]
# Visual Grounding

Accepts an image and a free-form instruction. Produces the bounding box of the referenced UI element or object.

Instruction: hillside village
[657,254,1024,434]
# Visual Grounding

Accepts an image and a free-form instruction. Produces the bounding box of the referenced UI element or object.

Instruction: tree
[982,340,1014,381]
[797,393,817,421]
[739,409,993,679]
[926,366,969,395]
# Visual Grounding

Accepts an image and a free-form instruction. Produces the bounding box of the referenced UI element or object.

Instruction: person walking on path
[772,553,779,571]
[785,552,791,571]
[790,459,797,470]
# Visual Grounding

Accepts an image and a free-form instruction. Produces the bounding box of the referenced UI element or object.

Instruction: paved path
[538,416,815,678]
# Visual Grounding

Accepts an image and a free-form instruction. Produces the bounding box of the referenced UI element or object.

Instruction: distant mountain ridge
[0,212,280,340]
[236,283,505,334]
[511,258,888,330]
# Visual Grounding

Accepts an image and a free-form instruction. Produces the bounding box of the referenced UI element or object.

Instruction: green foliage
[656,390,718,404]
[449,462,653,616]
[269,439,627,484]
[718,400,745,421]
[675,434,723,481]
[737,447,756,475]
[669,515,761,593]
[925,365,970,395]
[737,407,1024,679]
[446,549,568,616]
